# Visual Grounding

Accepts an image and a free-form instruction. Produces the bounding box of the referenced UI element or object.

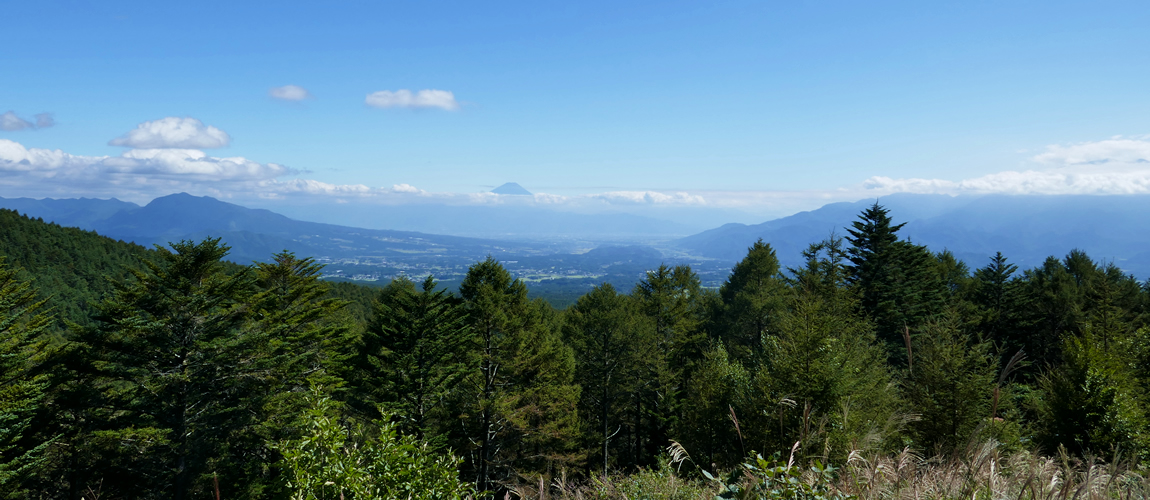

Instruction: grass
[505,440,1150,500]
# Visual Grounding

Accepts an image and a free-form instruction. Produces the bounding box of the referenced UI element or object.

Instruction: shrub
[275,387,473,500]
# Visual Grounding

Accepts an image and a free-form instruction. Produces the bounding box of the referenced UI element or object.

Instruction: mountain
[0,196,140,227]
[677,193,1150,278]
[491,182,533,195]
[260,202,699,241]
[0,193,554,264]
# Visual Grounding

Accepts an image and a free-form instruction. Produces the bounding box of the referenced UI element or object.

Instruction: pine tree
[359,275,470,442]
[751,281,897,461]
[846,204,945,359]
[1032,326,1149,458]
[562,283,650,474]
[79,238,256,499]
[679,343,751,469]
[631,264,704,467]
[0,259,54,492]
[454,257,580,497]
[718,240,787,363]
[236,250,357,496]
[969,252,1035,373]
[902,315,998,453]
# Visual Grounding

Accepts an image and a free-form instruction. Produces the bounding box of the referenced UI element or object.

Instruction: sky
[3,0,1150,226]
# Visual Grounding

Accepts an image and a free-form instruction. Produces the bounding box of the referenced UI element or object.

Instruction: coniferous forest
[3,204,1150,499]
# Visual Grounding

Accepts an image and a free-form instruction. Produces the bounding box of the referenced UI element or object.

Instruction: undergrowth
[506,440,1150,500]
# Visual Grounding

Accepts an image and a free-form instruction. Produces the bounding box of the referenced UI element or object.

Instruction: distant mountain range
[261,202,699,242]
[676,193,1150,278]
[0,193,554,264]
[5,192,1149,282]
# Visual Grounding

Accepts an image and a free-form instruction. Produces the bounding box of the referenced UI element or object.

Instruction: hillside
[0,209,157,326]
[0,209,379,326]
[677,193,1150,278]
[0,193,557,264]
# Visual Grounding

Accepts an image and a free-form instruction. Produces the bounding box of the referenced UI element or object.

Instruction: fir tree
[903,315,998,453]
[718,240,787,363]
[237,250,357,496]
[631,264,705,467]
[562,283,650,474]
[80,238,256,499]
[455,257,580,497]
[846,204,945,360]
[359,275,470,442]
[0,259,54,492]
[1032,326,1149,458]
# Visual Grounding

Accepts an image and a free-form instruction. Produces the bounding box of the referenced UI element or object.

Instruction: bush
[275,387,473,500]
[707,453,854,500]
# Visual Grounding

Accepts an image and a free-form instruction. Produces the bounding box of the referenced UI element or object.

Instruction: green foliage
[233,250,359,496]
[846,204,945,359]
[455,257,581,494]
[718,240,787,363]
[78,238,257,498]
[358,275,470,442]
[277,386,473,500]
[0,209,156,327]
[902,316,998,453]
[632,264,707,466]
[4,201,1150,497]
[563,283,652,474]
[707,455,853,500]
[1031,327,1149,458]
[680,344,752,468]
[752,284,897,461]
[583,454,714,500]
[0,258,55,494]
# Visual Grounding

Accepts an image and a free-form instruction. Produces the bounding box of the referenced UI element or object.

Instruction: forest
[1,203,1149,499]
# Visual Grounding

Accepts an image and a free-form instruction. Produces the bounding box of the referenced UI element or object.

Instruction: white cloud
[109,117,231,149]
[860,137,1150,196]
[1032,137,1150,167]
[0,138,302,201]
[390,183,421,193]
[532,193,568,204]
[365,89,460,110]
[1,111,54,131]
[595,191,707,205]
[269,85,312,101]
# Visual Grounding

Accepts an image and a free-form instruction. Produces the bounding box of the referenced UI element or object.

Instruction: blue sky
[3,0,1150,224]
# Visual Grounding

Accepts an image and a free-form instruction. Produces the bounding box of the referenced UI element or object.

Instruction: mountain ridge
[676,193,1150,278]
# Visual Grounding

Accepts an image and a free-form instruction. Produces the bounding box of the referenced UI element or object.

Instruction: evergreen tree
[1016,250,1142,368]
[718,240,787,363]
[236,250,357,496]
[970,253,1022,342]
[902,316,998,453]
[788,235,852,308]
[79,238,256,499]
[631,264,705,467]
[679,343,751,469]
[1032,326,1149,458]
[0,259,54,493]
[933,250,972,301]
[846,204,945,360]
[359,275,470,442]
[454,257,580,496]
[750,281,897,461]
[562,283,650,474]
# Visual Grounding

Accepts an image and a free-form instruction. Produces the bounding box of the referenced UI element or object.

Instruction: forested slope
[0,209,156,326]
[1,203,1149,499]
[0,208,379,328]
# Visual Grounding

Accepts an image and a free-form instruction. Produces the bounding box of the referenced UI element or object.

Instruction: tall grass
[507,440,1150,500]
